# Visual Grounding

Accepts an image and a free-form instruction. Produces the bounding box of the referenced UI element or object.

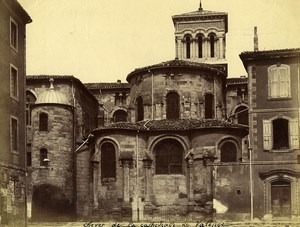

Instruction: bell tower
[172,1,228,67]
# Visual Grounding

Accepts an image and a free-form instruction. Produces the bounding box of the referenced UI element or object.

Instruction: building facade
[0,0,31,226]
[240,49,300,220]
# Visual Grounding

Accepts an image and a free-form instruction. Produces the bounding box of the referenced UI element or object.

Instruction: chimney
[117,79,121,84]
[254,26,258,51]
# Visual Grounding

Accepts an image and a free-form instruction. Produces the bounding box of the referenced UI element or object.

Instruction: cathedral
[1,1,299,225]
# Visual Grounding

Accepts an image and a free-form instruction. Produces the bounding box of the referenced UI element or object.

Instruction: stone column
[92,160,99,209]
[121,160,131,203]
[206,38,210,59]
[219,36,224,59]
[204,158,213,201]
[186,159,194,201]
[142,158,153,201]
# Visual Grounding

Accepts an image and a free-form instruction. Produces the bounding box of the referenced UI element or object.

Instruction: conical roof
[36,78,69,105]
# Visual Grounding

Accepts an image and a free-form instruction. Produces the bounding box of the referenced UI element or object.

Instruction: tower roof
[36,78,69,105]
[172,6,228,32]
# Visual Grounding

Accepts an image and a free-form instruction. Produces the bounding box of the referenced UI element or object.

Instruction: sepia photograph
[0,0,300,226]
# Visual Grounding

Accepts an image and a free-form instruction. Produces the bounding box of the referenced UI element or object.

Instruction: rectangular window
[10,65,18,100]
[268,65,291,98]
[10,18,18,50]
[11,117,18,152]
[27,152,32,167]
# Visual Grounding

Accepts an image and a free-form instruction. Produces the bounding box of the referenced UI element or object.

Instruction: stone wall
[128,69,225,122]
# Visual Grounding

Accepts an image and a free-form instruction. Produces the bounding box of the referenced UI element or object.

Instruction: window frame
[263,117,299,152]
[40,148,48,166]
[39,112,48,131]
[10,64,19,101]
[100,142,117,181]
[136,96,144,122]
[155,139,183,175]
[166,91,180,120]
[10,116,18,154]
[219,140,238,163]
[10,17,18,51]
[268,64,291,99]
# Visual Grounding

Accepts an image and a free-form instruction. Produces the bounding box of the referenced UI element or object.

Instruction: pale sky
[19,0,300,83]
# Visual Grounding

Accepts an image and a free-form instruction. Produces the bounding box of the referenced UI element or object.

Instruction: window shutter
[263,119,272,150]
[289,119,299,150]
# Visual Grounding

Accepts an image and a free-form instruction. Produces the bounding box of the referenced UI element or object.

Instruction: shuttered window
[268,65,290,98]
[263,118,299,151]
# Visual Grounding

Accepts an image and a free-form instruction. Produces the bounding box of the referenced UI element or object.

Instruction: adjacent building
[0,0,31,226]
[240,48,300,220]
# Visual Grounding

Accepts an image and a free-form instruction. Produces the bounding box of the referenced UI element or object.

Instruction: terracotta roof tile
[93,119,247,133]
[226,77,248,85]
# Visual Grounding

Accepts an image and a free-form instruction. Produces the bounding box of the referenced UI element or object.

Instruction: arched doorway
[31,184,74,221]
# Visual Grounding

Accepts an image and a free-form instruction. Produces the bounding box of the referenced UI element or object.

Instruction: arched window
[101,142,116,179]
[40,148,48,166]
[220,141,237,162]
[185,36,191,59]
[273,118,289,150]
[155,139,183,174]
[197,35,203,58]
[26,91,36,125]
[113,110,128,122]
[166,92,180,120]
[39,113,48,131]
[209,33,216,58]
[121,92,127,105]
[205,93,214,119]
[271,180,291,217]
[235,106,248,125]
[136,96,144,121]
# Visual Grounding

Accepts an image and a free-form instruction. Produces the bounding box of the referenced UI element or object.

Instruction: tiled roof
[93,119,247,133]
[127,59,225,82]
[226,77,248,85]
[240,48,300,59]
[84,83,130,89]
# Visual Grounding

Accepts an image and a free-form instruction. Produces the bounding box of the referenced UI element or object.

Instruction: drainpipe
[71,81,77,218]
[135,130,140,221]
[298,57,300,139]
[248,134,253,222]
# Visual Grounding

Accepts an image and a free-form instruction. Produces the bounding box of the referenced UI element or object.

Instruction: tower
[172,1,228,68]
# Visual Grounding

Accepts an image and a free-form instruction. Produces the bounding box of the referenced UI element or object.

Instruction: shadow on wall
[31,184,75,222]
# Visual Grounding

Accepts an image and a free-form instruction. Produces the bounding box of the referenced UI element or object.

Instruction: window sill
[101,177,116,183]
[265,149,294,153]
[267,97,292,101]
[11,150,19,155]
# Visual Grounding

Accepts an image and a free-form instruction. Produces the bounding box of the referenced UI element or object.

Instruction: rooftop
[127,59,226,82]
[226,77,248,85]
[93,119,247,133]
[240,48,300,60]
[84,82,130,90]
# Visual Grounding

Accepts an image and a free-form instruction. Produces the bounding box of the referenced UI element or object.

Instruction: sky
[18,0,300,83]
